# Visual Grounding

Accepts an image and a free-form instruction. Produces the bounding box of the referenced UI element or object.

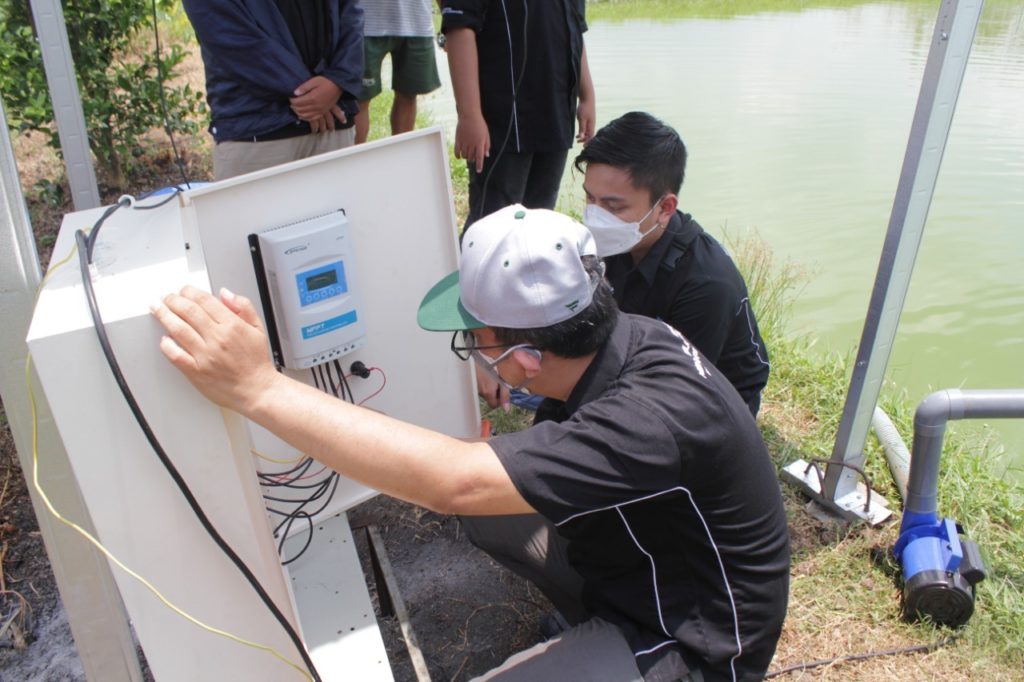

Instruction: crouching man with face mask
[578,112,770,417]
[152,205,789,681]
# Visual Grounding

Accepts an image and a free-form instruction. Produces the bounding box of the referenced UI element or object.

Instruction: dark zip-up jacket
[183,0,364,142]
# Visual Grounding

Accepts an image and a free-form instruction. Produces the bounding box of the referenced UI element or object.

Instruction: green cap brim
[416,270,486,331]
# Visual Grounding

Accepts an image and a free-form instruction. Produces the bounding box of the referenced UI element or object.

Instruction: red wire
[269,461,329,483]
[267,366,387,483]
[357,367,387,406]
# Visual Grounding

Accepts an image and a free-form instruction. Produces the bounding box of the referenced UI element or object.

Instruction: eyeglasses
[450,331,513,361]
[450,331,541,393]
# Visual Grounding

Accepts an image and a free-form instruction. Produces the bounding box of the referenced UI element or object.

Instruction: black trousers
[465,148,570,229]
[459,514,701,682]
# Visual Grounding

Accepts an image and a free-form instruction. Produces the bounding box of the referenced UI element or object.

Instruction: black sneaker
[538,610,571,641]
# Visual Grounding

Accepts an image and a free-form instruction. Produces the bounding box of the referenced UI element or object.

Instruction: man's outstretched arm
[151,286,532,517]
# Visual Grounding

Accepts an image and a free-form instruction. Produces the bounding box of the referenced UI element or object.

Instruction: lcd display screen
[306,270,338,291]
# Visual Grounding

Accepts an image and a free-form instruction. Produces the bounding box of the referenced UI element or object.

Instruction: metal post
[29,0,100,210]
[823,0,984,504]
[0,99,141,681]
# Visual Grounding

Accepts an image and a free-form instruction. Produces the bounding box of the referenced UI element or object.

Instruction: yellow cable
[28,263,314,680]
[40,240,80,288]
[251,447,306,465]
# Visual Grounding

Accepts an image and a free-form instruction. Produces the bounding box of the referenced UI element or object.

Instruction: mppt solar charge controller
[249,210,366,369]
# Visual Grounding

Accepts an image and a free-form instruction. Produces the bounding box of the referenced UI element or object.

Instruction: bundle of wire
[257,360,358,565]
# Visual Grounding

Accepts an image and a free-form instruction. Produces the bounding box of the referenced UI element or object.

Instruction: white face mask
[583,199,663,257]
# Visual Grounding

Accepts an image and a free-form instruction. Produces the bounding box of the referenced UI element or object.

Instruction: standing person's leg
[356,36,391,144]
[354,101,373,144]
[521,149,570,210]
[461,513,587,624]
[310,127,357,156]
[465,151,532,229]
[389,36,442,135]
[390,91,418,135]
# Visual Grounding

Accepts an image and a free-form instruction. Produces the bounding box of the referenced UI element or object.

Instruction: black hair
[492,256,618,358]
[574,111,687,203]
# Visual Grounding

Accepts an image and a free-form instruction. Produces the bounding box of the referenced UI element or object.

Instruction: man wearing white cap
[153,204,789,681]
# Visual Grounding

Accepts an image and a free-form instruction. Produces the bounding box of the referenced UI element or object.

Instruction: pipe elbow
[915,389,960,434]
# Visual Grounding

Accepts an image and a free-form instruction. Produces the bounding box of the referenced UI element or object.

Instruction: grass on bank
[739,236,1023,679]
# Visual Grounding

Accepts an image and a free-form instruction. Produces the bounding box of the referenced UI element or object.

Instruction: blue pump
[893,512,984,627]
[891,389,1024,627]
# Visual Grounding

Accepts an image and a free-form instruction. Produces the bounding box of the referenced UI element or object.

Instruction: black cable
[474,0,530,224]
[264,475,335,496]
[333,360,355,403]
[264,476,334,492]
[84,190,183,264]
[274,474,340,565]
[267,473,335,507]
[76,228,321,681]
[264,360,354,565]
[298,475,340,521]
[270,481,333,524]
[278,513,314,566]
[84,198,131,264]
[133,186,183,209]
[150,0,191,188]
[266,360,355,567]
[258,457,316,486]
[283,477,340,562]
[324,362,340,398]
[317,364,330,397]
[764,635,959,678]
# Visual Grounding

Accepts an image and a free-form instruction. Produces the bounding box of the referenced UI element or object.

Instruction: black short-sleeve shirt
[605,211,770,410]
[489,314,789,682]
[441,0,586,153]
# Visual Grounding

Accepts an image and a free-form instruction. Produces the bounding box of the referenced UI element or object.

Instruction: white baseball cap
[417,204,598,331]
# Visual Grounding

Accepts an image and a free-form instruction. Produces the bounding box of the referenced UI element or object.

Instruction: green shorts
[361,36,441,100]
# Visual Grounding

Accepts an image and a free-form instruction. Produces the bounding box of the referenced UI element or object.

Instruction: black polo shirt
[441,0,586,153]
[274,0,330,73]
[605,211,770,412]
[489,314,790,682]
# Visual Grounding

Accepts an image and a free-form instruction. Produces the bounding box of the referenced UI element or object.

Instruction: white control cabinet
[27,129,479,681]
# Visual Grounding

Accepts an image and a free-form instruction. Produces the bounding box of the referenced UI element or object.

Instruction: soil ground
[0,411,86,682]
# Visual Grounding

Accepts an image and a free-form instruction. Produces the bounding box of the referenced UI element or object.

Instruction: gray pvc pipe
[905,389,1024,517]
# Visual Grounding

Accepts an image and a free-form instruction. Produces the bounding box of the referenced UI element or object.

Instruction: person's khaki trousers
[213,128,356,180]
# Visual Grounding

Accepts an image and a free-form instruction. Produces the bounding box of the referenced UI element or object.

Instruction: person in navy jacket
[183,0,364,179]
